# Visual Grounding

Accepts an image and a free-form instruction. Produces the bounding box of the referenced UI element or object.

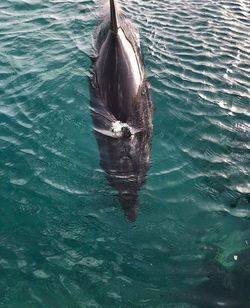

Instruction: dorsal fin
[110,0,119,33]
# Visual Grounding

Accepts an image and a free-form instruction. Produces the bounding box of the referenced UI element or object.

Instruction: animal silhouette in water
[89,0,153,221]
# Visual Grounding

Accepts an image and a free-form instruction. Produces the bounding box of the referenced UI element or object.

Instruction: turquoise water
[0,0,250,306]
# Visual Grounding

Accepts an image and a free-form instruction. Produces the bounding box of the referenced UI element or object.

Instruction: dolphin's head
[121,125,132,139]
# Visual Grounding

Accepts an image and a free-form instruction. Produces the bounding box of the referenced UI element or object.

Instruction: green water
[0,0,249,307]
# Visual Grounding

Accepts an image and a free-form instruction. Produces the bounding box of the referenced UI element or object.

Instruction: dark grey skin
[89,0,153,221]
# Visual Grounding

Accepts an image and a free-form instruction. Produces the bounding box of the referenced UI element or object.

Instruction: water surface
[0,0,250,307]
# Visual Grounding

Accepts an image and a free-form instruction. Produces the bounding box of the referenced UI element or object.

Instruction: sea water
[0,0,249,306]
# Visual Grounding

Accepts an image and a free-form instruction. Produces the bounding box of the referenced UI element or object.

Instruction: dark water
[0,0,250,307]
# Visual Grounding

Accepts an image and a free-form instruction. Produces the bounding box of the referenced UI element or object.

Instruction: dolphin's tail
[110,0,119,33]
[119,193,138,222]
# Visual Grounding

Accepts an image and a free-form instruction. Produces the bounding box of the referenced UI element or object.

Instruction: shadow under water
[192,248,250,307]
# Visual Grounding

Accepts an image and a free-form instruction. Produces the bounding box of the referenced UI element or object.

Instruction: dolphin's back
[93,1,144,123]
[90,0,153,221]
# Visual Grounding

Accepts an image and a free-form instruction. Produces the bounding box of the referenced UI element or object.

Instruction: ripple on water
[1,0,250,306]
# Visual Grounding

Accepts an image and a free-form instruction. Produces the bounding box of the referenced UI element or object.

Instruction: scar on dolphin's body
[89,0,153,221]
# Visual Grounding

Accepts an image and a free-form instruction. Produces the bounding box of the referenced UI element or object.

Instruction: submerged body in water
[89,0,153,221]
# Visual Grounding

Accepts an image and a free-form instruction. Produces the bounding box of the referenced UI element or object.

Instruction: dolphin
[89,0,153,221]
